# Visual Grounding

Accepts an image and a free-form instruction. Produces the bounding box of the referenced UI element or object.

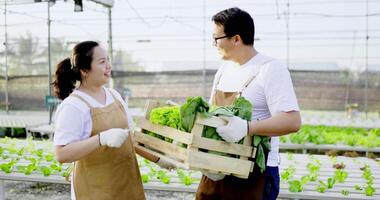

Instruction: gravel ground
[3,181,196,200]
[4,181,70,200]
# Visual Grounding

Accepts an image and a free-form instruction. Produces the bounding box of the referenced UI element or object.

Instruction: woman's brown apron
[196,61,272,200]
[71,91,145,200]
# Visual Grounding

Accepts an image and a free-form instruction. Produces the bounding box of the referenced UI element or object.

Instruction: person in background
[53,41,174,200]
[195,7,301,200]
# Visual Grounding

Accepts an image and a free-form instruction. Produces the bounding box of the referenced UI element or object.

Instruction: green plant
[280,166,295,181]
[354,184,363,191]
[16,164,37,175]
[288,180,303,192]
[365,185,375,196]
[141,174,150,183]
[280,125,380,147]
[156,170,171,184]
[327,177,336,189]
[0,158,18,173]
[341,189,349,196]
[306,161,320,182]
[316,181,327,193]
[176,169,197,186]
[334,169,348,183]
[38,166,52,176]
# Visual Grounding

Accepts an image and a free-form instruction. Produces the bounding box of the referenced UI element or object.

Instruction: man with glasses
[195,7,301,200]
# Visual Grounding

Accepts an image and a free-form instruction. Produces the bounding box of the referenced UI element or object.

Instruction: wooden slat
[188,149,252,178]
[187,123,203,172]
[138,118,193,145]
[134,132,188,161]
[241,135,254,173]
[192,136,254,157]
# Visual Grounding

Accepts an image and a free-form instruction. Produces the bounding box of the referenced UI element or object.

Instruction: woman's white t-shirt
[53,87,134,200]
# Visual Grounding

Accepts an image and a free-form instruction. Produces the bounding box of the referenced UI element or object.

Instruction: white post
[4,0,9,112]
[202,0,207,97]
[0,180,5,200]
[48,2,53,124]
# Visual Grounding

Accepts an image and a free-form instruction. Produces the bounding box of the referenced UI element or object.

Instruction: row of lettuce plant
[0,138,377,194]
[281,153,376,196]
[0,137,199,186]
[280,125,380,148]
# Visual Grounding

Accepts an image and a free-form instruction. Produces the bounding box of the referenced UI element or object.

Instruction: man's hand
[216,116,248,143]
[99,128,129,148]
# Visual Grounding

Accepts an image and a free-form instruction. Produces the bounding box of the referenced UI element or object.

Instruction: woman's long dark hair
[53,41,99,100]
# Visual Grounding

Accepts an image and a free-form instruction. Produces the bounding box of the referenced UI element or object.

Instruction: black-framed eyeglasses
[213,35,230,44]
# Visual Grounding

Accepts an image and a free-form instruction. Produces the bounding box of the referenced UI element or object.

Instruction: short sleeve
[54,104,84,146]
[209,66,224,104]
[262,62,300,115]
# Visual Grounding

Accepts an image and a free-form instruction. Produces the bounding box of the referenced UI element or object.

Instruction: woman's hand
[99,128,129,148]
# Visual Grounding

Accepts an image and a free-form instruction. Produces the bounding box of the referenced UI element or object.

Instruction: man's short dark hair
[212,7,255,45]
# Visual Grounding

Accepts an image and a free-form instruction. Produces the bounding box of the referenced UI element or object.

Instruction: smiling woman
[51,41,174,200]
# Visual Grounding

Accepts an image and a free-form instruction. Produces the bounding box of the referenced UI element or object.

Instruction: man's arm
[248,111,301,137]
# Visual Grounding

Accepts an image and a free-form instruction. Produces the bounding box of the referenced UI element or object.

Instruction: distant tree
[7,32,46,75]
[113,49,145,71]
[41,38,71,73]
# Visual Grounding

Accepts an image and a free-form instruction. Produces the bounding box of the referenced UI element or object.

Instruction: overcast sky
[0,0,380,71]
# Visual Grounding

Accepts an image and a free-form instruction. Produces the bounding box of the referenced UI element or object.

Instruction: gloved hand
[202,171,225,181]
[156,157,176,170]
[99,128,129,148]
[216,116,248,143]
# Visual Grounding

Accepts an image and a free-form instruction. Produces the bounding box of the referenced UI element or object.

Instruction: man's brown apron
[71,91,145,200]
[196,60,272,200]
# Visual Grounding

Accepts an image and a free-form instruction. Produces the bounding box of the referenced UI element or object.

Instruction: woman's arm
[134,143,175,169]
[134,145,160,163]
[55,134,100,163]
[55,128,130,163]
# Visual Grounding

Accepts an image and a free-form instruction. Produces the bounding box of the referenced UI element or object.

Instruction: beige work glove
[99,128,129,148]
[156,157,176,170]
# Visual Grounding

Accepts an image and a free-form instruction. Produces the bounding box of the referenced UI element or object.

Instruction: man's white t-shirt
[53,87,134,200]
[211,53,299,167]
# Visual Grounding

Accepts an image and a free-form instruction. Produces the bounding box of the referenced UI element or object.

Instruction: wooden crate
[134,100,256,179]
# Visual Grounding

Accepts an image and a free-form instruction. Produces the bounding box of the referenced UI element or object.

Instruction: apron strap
[108,89,121,103]
[70,93,92,108]
[239,59,275,94]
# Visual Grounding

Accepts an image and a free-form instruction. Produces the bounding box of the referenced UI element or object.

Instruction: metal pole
[4,0,9,112]
[286,0,290,69]
[202,0,207,97]
[48,2,53,124]
[345,31,357,110]
[365,0,369,119]
[108,6,114,88]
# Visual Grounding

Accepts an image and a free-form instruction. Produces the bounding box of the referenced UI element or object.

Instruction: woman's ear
[80,69,88,80]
